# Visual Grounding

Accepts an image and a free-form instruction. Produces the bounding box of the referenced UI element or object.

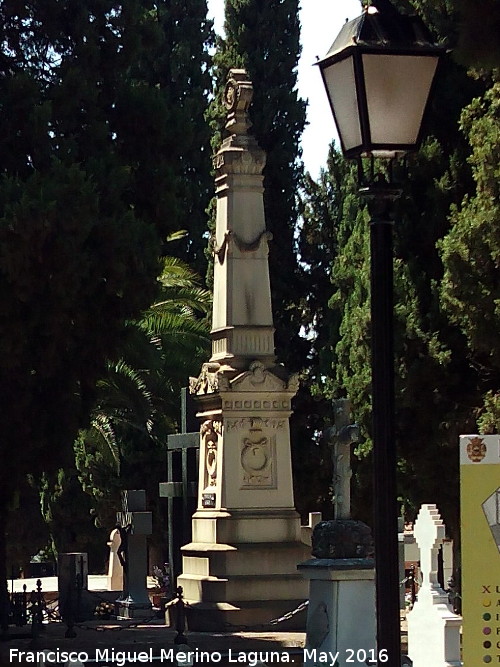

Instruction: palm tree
[73,255,210,528]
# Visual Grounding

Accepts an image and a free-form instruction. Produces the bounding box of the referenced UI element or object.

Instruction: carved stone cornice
[213,142,266,177]
[190,361,299,398]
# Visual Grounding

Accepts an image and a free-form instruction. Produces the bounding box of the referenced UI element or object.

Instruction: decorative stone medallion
[240,418,276,489]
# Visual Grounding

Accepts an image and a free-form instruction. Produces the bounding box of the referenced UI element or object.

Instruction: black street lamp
[317,1,443,665]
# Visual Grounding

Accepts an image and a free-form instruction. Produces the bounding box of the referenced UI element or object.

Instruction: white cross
[413,503,445,593]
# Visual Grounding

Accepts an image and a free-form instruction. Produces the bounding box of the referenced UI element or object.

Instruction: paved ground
[1,619,408,666]
[2,577,409,667]
[1,620,306,666]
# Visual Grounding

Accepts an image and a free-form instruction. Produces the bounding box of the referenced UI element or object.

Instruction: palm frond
[85,415,121,473]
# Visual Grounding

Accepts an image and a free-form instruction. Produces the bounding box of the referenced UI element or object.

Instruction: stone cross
[326,399,359,520]
[159,387,199,581]
[413,503,446,596]
[116,490,152,617]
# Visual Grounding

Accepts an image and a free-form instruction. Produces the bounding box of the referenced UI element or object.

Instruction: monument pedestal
[179,508,308,630]
[298,558,376,666]
[178,362,309,630]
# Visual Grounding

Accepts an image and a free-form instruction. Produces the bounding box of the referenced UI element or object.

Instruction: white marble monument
[177,69,308,630]
[407,504,462,667]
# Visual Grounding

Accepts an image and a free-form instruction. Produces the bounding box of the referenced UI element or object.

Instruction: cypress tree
[298,1,488,535]
[440,75,500,434]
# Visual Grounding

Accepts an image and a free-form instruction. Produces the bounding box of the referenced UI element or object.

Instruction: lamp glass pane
[323,56,362,151]
[362,54,438,147]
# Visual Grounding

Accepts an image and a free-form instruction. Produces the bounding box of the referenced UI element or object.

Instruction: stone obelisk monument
[177,69,308,630]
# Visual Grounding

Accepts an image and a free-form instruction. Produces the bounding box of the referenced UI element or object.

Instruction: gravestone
[107,529,123,592]
[116,490,153,619]
[299,401,376,666]
[58,553,88,624]
[407,504,462,667]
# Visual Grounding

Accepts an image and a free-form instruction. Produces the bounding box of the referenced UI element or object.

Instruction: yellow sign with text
[460,434,500,667]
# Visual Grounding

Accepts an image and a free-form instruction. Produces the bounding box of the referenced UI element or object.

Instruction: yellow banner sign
[460,434,500,666]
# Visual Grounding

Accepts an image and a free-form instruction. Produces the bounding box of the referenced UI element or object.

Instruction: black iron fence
[8,578,47,634]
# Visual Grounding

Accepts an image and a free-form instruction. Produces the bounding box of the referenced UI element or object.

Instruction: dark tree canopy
[0,0,213,616]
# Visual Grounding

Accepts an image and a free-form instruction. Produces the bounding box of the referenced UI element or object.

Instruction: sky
[206,0,362,178]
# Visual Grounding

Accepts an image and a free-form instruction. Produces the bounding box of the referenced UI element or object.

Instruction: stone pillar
[209,70,274,372]
[407,504,462,667]
[299,559,376,665]
[299,521,376,665]
[116,490,153,619]
[177,70,308,631]
[300,398,376,663]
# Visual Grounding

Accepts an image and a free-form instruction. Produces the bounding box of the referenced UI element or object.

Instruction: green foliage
[402,0,500,69]
[74,256,210,536]
[0,160,159,500]
[299,29,487,532]
[454,0,500,69]
[0,0,213,586]
[440,78,500,433]
[6,479,50,575]
[39,468,108,571]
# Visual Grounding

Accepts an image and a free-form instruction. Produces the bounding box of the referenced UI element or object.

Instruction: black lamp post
[317,1,443,665]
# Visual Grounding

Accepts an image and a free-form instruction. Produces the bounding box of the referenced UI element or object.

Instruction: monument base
[177,510,309,631]
[168,599,307,632]
[298,558,376,666]
[116,599,153,620]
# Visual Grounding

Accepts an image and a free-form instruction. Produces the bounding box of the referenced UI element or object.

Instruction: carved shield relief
[239,420,277,489]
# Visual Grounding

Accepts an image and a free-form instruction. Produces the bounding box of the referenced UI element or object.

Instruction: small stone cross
[413,503,446,594]
[327,399,359,520]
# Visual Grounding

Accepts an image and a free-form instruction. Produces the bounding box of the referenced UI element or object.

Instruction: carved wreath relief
[201,420,222,491]
[240,418,277,489]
